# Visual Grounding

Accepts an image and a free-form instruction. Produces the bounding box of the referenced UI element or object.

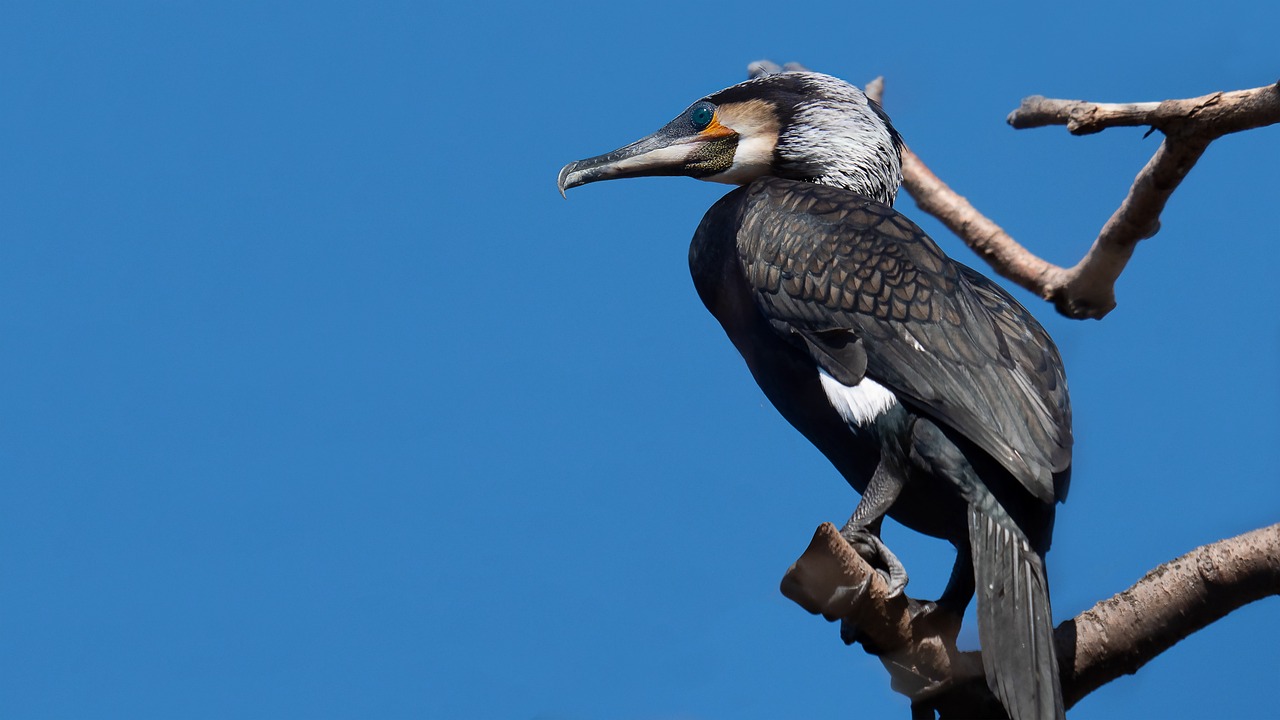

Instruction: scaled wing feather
[735,178,1071,502]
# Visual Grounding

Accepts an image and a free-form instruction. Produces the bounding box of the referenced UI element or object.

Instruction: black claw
[840,526,910,597]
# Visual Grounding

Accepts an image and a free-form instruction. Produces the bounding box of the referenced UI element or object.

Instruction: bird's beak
[558,118,736,197]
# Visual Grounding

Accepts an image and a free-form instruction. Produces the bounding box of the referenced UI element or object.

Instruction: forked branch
[863,77,1280,319]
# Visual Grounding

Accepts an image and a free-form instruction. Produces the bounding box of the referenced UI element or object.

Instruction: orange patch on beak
[700,115,737,139]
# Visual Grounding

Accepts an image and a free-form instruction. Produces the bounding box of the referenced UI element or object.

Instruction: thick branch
[1058,522,1280,708]
[782,522,1280,715]
[866,77,1280,319]
[779,523,997,717]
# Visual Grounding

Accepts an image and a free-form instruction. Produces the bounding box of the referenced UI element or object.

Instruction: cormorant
[558,70,1071,720]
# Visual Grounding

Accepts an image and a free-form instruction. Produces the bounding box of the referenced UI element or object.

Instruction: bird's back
[692,178,1071,504]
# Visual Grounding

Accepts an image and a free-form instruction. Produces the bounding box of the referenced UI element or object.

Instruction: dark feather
[970,505,1064,720]
[733,177,1071,504]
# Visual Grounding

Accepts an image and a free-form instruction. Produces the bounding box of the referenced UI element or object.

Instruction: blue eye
[690,104,715,130]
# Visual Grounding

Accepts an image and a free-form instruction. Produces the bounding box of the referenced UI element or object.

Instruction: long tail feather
[970,507,1064,720]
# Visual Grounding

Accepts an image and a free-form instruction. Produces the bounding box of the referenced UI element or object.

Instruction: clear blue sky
[2,3,1276,718]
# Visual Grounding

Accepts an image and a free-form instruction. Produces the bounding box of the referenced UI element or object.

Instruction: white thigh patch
[818,369,898,427]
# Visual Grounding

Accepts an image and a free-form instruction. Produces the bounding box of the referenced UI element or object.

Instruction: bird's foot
[906,598,963,644]
[840,614,885,652]
[839,525,909,598]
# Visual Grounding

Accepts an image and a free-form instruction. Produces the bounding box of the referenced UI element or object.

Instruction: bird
[558,69,1071,720]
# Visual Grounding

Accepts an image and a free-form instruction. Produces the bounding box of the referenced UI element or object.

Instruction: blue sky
[2,2,1277,718]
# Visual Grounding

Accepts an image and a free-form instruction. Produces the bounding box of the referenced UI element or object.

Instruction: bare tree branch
[781,522,1280,716]
[1059,522,1280,708]
[866,77,1280,319]
[780,523,1001,717]
[1008,84,1280,136]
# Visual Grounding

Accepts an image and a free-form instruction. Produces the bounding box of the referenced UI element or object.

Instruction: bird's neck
[805,164,902,206]
[774,104,905,205]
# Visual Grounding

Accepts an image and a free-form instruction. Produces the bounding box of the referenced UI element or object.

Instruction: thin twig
[1009,84,1280,137]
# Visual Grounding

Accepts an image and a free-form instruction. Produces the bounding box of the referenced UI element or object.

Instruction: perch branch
[782,522,1280,715]
[1058,522,1280,708]
[865,76,1280,319]
[779,523,999,717]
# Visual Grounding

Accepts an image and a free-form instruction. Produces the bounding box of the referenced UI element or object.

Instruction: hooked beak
[558,118,737,197]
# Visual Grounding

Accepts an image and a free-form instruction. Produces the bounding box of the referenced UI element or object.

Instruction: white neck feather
[777,74,903,204]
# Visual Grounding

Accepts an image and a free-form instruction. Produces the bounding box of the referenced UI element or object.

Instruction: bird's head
[558,71,904,205]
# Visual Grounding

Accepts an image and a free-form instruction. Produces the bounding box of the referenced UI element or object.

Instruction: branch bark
[781,522,1280,716]
[779,523,1000,718]
[864,77,1280,319]
[1059,522,1280,707]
